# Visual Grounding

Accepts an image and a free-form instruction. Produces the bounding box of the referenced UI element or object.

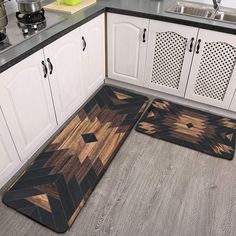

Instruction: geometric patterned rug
[2,85,148,233]
[135,98,236,160]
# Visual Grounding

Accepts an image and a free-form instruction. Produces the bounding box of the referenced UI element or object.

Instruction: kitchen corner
[1,0,236,235]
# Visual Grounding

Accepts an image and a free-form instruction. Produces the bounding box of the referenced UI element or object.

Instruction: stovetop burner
[0,10,67,53]
[16,9,47,35]
[16,9,46,25]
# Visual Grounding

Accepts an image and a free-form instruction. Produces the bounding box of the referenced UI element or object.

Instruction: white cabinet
[108,13,149,86]
[144,20,198,97]
[0,108,20,188]
[0,14,106,187]
[185,29,236,109]
[44,14,105,124]
[0,14,105,169]
[81,14,105,95]
[0,50,57,161]
[44,28,85,125]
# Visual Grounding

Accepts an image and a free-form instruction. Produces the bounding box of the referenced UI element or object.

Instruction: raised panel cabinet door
[44,28,85,125]
[81,14,105,96]
[0,50,57,161]
[144,20,199,97]
[185,29,236,109]
[108,13,149,86]
[0,108,20,188]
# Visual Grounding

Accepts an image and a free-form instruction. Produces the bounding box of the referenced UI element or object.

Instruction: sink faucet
[213,0,221,12]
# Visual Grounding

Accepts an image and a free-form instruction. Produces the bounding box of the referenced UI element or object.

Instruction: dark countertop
[1,0,236,74]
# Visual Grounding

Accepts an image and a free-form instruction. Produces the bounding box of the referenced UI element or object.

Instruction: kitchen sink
[214,11,236,23]
[166,1,213,18]
[166,1,236,25]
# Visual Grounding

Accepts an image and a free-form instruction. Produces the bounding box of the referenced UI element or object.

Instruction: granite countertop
[1,0,236,73]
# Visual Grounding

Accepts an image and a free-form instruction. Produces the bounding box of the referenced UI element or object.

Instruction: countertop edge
[1,5,236,74]
[0,8,106,74]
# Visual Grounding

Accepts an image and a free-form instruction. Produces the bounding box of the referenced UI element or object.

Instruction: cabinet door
[185,29,236,109]
[0,50,57,161]
[108,13,149,86]
[44,28,85,124]
[81,14,105,96]
[144,20,198,97]
[0,108,20,188]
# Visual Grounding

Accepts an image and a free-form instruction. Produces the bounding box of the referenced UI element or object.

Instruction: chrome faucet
[213,0,221,12]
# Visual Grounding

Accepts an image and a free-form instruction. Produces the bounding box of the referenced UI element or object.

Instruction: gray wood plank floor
[1,130,236,236]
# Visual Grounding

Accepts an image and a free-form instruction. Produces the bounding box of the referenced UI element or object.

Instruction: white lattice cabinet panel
[144,20,198,97]
[108,13,149,86]
[186,29,236,109]
[0,108,21,188]
[0,50,57,161]
[81,14,105,96]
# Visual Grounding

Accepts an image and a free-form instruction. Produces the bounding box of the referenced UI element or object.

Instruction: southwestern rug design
[135,98,236,160]
[2,85,148,233]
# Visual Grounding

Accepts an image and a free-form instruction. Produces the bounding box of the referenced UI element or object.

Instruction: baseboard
[105,78,236,119]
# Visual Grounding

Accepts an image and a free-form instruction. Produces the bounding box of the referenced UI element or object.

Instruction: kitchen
[1,0,236,235]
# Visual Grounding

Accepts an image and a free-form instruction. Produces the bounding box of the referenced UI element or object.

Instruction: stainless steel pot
[17,0,42,14]
[0,4,7,31]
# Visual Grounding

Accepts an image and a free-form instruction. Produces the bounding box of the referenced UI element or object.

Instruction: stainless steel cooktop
[0,10,67,53]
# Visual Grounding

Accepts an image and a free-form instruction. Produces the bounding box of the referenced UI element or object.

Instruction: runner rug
[2,85,148,233]
[135,98,236,160]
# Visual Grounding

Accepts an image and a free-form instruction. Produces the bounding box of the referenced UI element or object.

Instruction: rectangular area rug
[2,85,148,233]
[135,98,236,160]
